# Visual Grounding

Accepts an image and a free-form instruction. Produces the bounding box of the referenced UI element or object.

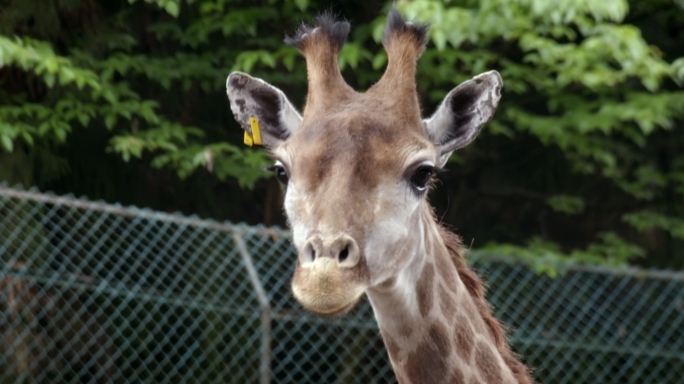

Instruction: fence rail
[1,185,683,383]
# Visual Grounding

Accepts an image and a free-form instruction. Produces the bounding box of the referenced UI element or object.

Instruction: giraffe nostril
[338,246,349,263]
[301,242,316,265]
[335,236,360,268]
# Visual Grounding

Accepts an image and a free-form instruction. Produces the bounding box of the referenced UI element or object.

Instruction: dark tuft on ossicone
[284,10,351,52]
[382,6,429,49]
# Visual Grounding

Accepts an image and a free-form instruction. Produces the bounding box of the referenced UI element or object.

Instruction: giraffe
[226,8,534,384]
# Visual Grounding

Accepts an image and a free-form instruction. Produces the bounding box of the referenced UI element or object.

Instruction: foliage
[0,0,683,268]
[0,0,273,189]
[480,232,646,277]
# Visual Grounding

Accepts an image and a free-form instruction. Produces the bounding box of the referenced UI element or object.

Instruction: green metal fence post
[233,232,272,384]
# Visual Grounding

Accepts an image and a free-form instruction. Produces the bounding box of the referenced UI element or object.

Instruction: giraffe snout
[292,233,368,316]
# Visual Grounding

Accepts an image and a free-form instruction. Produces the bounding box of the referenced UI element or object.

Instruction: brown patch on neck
[398,324,413,338]
[437,283,456,317]
[436,225,535,384]
[404,322,451,383]
[449,369,466,384]
[453,314,475,361]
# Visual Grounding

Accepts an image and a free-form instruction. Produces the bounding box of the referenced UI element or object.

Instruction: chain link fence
[0,184,683,383]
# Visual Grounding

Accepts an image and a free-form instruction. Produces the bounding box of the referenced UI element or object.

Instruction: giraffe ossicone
[226,8,534,384]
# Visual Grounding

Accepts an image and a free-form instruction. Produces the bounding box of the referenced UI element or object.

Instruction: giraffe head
[226,9,502,316]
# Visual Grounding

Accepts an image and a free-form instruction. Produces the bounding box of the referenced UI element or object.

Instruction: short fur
[284,11,354,117]
[438,224,534,383]
[367,7,429,126]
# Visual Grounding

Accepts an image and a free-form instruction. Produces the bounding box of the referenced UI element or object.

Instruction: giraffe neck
[366,202,521,384]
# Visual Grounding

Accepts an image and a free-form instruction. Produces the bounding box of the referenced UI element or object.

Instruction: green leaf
[164,2,180,17]
[38,121,51,136]
[105,114,118,129]
[259,52,276,68]
[432,29,447,50]
[623,211,684,239]
[293,0,309,11]
[77,113,90,127]
[546,195,585,215]
[1,135,13,151]
[55,127,67,142]
[44,73,56,88]
[371,52,387,70]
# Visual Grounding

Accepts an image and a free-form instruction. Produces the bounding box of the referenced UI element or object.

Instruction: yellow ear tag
[250,116,262,145]
[243,117,262,146]
[243,131,253,146]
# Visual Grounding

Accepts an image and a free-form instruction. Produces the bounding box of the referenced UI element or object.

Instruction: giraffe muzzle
[291,234,369,316]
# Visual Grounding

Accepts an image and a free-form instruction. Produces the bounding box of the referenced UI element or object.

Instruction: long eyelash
[427,167,445,188]
[263,165,279,172]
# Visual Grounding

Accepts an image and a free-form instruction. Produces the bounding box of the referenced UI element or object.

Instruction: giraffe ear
[226,72,302,149]
[423,71,503,167]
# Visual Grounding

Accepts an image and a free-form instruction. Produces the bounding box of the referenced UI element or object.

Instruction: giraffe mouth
[291,257,369,317]
[301,297,360,318]
[292,286,366,317]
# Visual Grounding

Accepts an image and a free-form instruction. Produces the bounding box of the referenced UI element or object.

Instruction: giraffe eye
[410,167,434,191]
[274,166,289,185]
[266,162,289,185]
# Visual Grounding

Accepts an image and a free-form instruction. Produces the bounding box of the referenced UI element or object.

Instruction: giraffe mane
[436,223,536,384]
